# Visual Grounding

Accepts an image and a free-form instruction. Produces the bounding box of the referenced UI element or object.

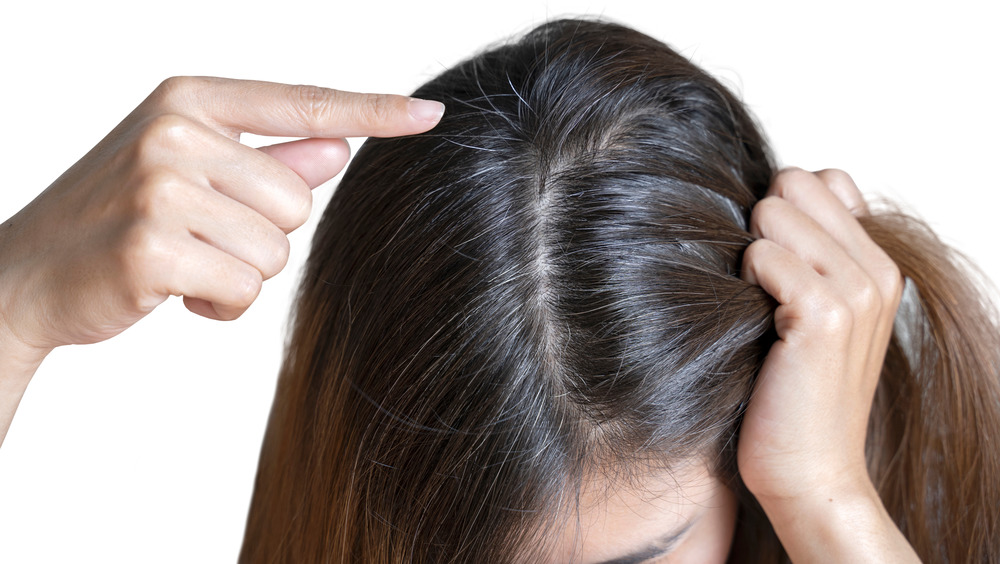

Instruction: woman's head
[246,18,781,562]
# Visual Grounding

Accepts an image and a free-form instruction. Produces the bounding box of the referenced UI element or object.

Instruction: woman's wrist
[755,478,921,563]
[0,317,51,447]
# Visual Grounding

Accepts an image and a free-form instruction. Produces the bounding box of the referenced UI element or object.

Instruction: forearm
[0,326,48,447]
[758,481,921,563]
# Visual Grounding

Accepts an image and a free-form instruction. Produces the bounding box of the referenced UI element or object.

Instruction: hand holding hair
[0,77,445,445]
[738,168,920,562]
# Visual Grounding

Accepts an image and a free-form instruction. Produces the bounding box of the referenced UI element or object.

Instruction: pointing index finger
[152,76,445,139]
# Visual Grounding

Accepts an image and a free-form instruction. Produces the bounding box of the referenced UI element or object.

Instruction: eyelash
[639,526,692,564]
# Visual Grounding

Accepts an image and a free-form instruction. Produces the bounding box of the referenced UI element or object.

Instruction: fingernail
[408,98,445,122]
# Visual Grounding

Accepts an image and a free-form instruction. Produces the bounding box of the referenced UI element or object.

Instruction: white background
[1,1,997,562]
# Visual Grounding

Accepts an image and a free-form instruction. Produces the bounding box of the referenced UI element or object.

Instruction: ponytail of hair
[863,208,1000,563]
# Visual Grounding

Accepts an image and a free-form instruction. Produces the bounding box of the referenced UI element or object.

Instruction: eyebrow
[593,519,698,564]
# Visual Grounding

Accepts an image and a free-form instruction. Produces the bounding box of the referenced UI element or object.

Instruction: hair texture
[240,19,1000,563]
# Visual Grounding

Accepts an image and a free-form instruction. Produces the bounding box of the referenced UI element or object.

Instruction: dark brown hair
[241,19,1000,563]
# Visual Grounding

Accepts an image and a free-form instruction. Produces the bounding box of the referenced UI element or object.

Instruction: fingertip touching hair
[240,18,1000,563]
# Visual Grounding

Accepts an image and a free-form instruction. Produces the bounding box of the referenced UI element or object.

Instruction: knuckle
[360,93,394,125]
[743,237,773,264]
[269,180,312,231]
[771,167,815,198]
[115,224,171,307]
[816,168,855,187]
[286,186,313,228]
[145,112,193,137]
[750,196,785,231]
[260,233,291,279]
[813,297,853,334]
[754,195,784,216]
[289,84,336,128]
[873,255,904,301]
[135,113,198,156]
[130,167,184,219]
[816,168,867,213]
[230,267,263,309]
[119,223,162,265]
[150,76,208,109]
[850,278,882,314]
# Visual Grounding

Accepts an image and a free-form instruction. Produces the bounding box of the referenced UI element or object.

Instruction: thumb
[257,137,350,189]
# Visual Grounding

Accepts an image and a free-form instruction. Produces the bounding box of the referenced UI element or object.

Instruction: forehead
[546,460,734,563]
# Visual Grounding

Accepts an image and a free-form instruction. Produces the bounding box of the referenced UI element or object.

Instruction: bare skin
[0,81,919,560]
[737,168,920,562]
[0,76,445,445]
[551,461,738,564]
